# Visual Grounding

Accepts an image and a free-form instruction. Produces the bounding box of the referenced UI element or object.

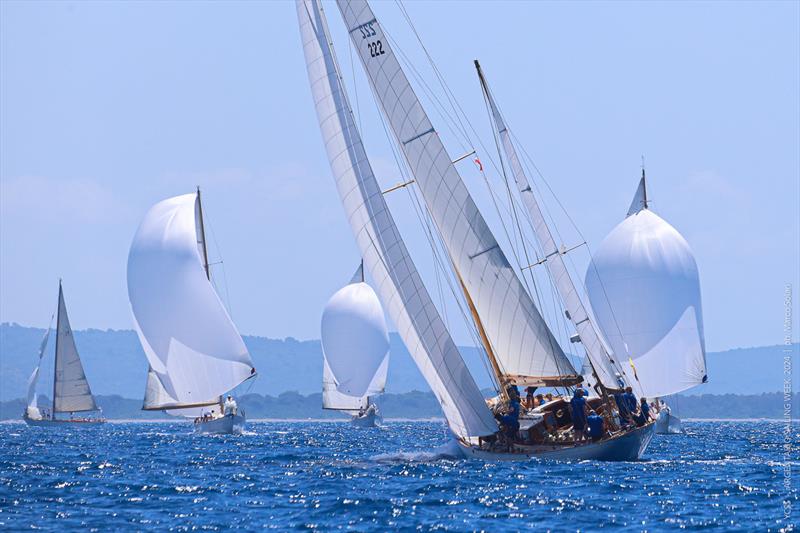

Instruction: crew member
[587,409,604,442]
[570,388,589,442]
[224,395,238,416]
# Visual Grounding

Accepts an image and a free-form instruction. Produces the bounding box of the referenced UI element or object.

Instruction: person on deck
[623,387,638,415]
[614,391,631,427]
[535,394,547,408]
[545,393,555,404]
[570,388,589,442]
[224,395,237,416]
[525,387,536,409]
[587,409,604,442]
[636,397,652,425]
[495,391,521,445]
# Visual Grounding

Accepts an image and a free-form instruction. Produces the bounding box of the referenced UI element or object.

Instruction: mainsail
[297,0,497,439]
[53,282,98,413]
[127,193,256,411]
[474,61,635,393]
[585,177,707,397]
[335,0,576,387]
[321,280,389,400]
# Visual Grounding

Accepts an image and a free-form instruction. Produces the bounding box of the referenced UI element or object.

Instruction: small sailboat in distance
[127,188,257,434]
[585,171,708,434]
[321,263,390,427]
[23,280,106,426]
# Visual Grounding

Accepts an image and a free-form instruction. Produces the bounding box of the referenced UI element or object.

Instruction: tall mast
[52,279,61,416]
[196,186,211,281]
[641,165,649,209]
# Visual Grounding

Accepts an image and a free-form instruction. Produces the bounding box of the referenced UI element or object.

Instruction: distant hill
[1,322,797,402]
[1,391,796,421]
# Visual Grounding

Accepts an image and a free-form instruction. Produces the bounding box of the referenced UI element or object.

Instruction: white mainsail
[334,0,576,387]
[26,323,51,409]
[127,193,256,410]
[585,179,707,397]
[297,0,497,439]
[321,281,389,400]
[53,283,98,413]
[474,62,636,394]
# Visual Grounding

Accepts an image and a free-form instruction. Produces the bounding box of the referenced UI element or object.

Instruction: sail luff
[195,186,211,281]
[475,60,636,394]
[297,0,497,439]
[334,0,576,386]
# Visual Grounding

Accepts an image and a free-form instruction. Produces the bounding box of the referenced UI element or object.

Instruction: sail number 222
[357,21,385,58]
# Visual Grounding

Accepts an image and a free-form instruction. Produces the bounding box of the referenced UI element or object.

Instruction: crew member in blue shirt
[495,395,521,443]
[614,391,630,427]
[624,386,638,414]
[570,388,589,442]
[587,410,604,442]
[634,397,652,426]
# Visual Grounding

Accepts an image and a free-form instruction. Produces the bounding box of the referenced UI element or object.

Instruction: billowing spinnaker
[335,0,575,386]
[585,209,707,397]
[298,0,497,439]
[127,193,255,408]
[53,284,98,413]
[323,358,369,412]
[321,282,389,397]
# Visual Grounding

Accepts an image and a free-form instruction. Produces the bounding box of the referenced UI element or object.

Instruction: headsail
[626,172,648,217]
[297,0,497,439]
[474,61,634,393]
[335,0,576,387]
[53,282,98,413]
[26,321,52,408]
[321,281,389,398]
[586,192,707,397]
[127,193,256,410]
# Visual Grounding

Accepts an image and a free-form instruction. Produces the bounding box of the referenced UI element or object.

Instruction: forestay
[476,62,635,393]
[297,0,496,439]
[127,193,255,410]
[54,284,98,413]
[585,191,707,398]
[335,0,576,386]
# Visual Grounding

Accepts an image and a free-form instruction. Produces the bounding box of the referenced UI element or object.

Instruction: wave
[370,439,464,463]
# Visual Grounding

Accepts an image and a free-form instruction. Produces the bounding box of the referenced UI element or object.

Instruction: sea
[0,420,796,531]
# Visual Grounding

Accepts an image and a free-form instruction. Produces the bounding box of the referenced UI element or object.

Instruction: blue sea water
[0,420,796,531]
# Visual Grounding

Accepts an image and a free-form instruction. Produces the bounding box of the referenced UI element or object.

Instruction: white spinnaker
[335,0,575,385]
[476,64,635,393]
[127,193,255,410]
[585,207,707,398]
[321,282,389,397]
[53,284,98,413]
[298,0,496,439]
[26,325,51,408]
[323,358,369,412]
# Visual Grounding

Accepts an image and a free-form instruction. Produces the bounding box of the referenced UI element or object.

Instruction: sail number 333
[357,21,385,58]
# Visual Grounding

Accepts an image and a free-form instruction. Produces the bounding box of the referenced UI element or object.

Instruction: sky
[1,0,798,353]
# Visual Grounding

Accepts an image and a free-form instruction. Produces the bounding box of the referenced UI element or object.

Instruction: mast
[641,166,649,209]
[196,186,211,281]
[52,279,61,416]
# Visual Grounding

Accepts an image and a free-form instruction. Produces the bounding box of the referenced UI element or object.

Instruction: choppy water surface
[0,421,796,530]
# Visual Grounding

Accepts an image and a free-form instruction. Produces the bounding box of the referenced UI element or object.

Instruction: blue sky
[1,0,798,353]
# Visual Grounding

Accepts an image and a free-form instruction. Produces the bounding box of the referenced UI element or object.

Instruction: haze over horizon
[2,0,798,353]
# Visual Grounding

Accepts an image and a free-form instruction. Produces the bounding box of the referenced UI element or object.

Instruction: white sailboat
[298,0,653,460]
[23,281,106,426]
[585,172,708,434]
[321,263,390,427]
[127,189,257,434]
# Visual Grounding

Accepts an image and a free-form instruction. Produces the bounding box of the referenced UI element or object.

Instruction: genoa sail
[127,193,256,411]
[53,282,98,413]
[297,0,497,439]
[26,324,51,409]
[474,61,635,393]
[585,180,707,398]
[334,0,576,387]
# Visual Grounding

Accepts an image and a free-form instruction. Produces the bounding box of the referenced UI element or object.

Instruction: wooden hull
[23,416,106,427]
[350,410,380,427]
[458,422,655,462]
[194,413,245,435]
[655,411,683,434]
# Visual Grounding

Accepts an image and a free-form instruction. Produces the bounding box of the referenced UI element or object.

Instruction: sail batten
[475,61,634,393]
[298,0,497,439]
[335,0,575,384]
[128,193,256,412]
